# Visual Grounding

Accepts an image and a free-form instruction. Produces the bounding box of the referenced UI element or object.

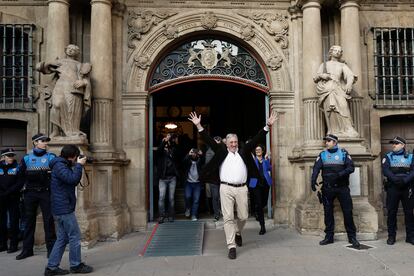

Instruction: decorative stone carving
[238,12,289,49]
[201,11,218,30]
[36,44,91,138]
[134,54,151,70]
[240,24,255,41]
[128,10,177,49]
[267,54,283,71]
[112,1,126,17]
[187,41,231,70]
[313,45,359,138]
[162,23,179,39]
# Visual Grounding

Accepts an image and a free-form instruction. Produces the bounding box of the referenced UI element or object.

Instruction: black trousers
[386,186,414,239]
[322,185,356,239]
[0,195,20,248]
[251,185,270,226]
[22,190,56,252]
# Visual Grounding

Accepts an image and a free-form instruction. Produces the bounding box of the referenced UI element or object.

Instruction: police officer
[311,134,360,247]
[16,133,57,260]
[0,148,22,253]
[382,136,414,245]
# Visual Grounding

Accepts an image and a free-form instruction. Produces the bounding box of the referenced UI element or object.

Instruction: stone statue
[37,45,91,138]
[313,45,359,138]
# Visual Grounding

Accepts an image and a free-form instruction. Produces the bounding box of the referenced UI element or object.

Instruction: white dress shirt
[219,150,247,184]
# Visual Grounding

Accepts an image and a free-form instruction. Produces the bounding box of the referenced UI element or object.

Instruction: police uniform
[16,134,57,260]
[311,134,359,247]
[0,148,22,253]
[382,136,414,245]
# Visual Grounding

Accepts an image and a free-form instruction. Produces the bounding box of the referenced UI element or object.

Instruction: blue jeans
[185,181,201,217]
[47,212,81,269]
[158,176,176,218]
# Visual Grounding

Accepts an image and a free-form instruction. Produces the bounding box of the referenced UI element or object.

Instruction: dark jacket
[20,149,56,190]
[156,140,180,179]
[0,160,23,198]
[49,157,83,216]
[199,128,269,184]
[382,149,414,189]
[182,154,205,182]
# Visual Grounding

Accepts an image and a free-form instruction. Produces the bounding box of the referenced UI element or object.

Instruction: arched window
[149,37,268,91]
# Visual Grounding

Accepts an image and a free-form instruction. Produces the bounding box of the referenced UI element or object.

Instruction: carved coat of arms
[187,42,232,70]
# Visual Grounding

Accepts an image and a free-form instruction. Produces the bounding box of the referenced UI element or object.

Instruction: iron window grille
[373,28,414,107]
[0,24,35,110]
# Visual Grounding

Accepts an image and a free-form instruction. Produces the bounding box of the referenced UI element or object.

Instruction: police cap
[32,133,51,142]
[323,134,338,143]
[1,147,16,157]
[389,136,406,145]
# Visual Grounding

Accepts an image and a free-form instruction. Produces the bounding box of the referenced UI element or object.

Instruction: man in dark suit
[188,111,277,259]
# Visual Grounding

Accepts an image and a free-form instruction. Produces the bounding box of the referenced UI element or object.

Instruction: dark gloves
[311,182,318,192]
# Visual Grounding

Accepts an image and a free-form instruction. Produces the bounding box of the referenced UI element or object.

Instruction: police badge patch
[382,158,386,164]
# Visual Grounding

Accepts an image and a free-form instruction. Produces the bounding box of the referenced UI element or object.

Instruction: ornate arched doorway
[147,36,272,221]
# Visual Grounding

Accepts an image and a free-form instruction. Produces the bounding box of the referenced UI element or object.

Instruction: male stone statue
[313,45,358,138]
[37,44,91,138]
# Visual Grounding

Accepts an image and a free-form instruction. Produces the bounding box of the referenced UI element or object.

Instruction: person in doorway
[156,134,180,223]
[311,134,360,248]
[204,136,222,221]
[0,148,22,253]
[382,136,414,245]
[188,111,277,260]
[249,144,272,235]
[183,148,205,221]
[16,133,57,260]
[44,145,93,275]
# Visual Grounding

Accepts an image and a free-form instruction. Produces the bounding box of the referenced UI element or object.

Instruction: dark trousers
[386,186,414,239]
[22,191,56,253]
[322,186,356,239]
[251,185,270,225]
[0,195,20,248]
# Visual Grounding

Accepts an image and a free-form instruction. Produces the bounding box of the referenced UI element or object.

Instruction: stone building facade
[0,0,413,244]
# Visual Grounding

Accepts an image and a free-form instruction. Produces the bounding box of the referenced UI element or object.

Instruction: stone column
[46,0,70,61]
[340,0,362,93]
[90,0,114,156]
[302,1,324,147]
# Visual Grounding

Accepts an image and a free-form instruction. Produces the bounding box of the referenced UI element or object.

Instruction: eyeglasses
[391,142,401,145]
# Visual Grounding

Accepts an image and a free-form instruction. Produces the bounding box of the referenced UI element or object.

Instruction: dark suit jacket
[199,128,269,185]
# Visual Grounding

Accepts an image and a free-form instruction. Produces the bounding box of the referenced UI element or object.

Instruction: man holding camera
[156,134,180,223]
[183,148,204,221]
[44,145,93,276]
[17,133,56,260]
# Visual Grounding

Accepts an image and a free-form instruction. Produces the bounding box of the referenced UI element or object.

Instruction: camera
[79,154,94,163]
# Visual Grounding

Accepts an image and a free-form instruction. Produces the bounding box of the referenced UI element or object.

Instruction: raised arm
[244,110,278,153]
[188,112,220,152]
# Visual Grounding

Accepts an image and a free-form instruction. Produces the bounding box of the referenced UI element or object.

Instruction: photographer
[44,145,93,276]
[156,134,180,223]
[183,148,205,221]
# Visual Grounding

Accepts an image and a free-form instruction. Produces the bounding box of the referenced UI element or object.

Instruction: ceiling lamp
[165,123,178,129]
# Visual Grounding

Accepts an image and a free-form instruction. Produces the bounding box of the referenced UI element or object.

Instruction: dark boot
[387,236,396,245]
[7,243,18,253]
[235,234,242,247]
[16,249,34,260]
[259,222,266,235]
[348,237,360,248]
[319,236,334,245]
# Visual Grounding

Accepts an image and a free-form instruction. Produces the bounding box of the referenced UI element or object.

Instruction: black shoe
[158,217,165,224]
[44,267,70,276]
[348,237,360,248]
[228,248,236,259]
[387,236,396,245]
[0,245,7,252]
[16,250,34,260]
[7,246,18,253]
[405,238,414,245]
[70,263,93,274]
[214,215,220,221]
[235,234,242,247]
[259,225,266,235]
[319,237,334,245]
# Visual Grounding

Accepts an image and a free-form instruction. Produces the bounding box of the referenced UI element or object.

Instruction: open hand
[266,110,279,126]
[188,112,202,126]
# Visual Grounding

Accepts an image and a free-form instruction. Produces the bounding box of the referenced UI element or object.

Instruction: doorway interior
[149,80,271,221]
